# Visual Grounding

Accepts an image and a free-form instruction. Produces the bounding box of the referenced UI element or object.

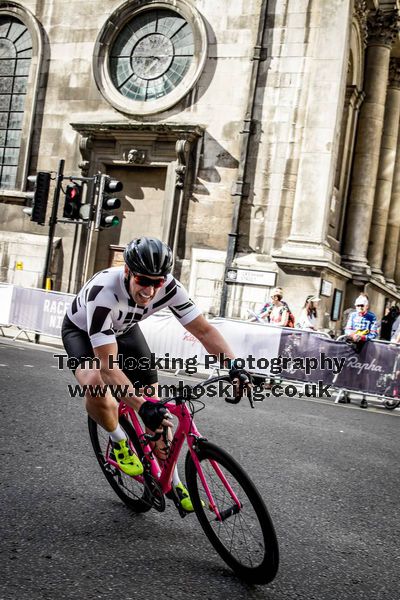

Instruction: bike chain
[143,471,166,512]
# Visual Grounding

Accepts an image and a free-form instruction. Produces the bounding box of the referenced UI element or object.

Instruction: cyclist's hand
[138,401,173,432]
[228,367,252,388]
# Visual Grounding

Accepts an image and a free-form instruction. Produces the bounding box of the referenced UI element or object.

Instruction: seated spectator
[296,295,320,331]
[345,294,378,342]
[344,294,378,409]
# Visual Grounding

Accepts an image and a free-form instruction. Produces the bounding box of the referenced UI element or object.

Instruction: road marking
[0,363,7,367]
[24,364,34,368]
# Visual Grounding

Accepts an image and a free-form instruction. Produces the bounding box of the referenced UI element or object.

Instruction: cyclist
[62,237,249,512]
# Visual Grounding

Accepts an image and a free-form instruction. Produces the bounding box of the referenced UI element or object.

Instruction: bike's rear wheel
[185,441,279,585]
[88,415,151,513]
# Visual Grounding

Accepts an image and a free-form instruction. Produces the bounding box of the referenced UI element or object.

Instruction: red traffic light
[63,183,82,219]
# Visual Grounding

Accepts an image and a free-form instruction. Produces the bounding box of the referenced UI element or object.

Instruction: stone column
[274,0,353,263]
[383,103,400,284]
[368,58,400,277]
[342,10,400,275]
[395,242,400,288]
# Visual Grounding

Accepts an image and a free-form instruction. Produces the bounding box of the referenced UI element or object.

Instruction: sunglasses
[356,304,365,308]
[132,273,166,288]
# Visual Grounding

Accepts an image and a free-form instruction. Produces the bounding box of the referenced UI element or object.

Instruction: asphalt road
[0,338,399,600]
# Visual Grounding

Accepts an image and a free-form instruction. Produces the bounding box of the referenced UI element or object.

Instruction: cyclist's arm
[93,342,149,412]
[183,314,235,360]
[93,343,172,431]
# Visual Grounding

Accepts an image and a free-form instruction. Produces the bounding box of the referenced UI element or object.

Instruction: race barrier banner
[277,330,399,398]
[1,283,399,398]
[8,286,73,337]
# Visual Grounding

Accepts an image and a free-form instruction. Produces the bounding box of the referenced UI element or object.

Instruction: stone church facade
[0,0,399,332]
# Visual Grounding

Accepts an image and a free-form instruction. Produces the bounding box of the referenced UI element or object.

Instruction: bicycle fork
[189,443,242,522]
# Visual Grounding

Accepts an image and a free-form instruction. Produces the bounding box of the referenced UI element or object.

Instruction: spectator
[380,305,399,341]
[344,294,378,408]
[257,287,290,327]
[345,294,378,342]
[392,319,400,344]
[390,309,400,341]
[296,295,320,331]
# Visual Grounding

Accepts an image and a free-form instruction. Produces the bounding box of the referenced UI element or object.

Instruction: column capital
[388,57,400,89]
[354,0,369,47]
[367,9,400,49]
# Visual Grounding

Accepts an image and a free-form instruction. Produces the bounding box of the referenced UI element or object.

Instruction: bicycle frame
[107,395,241,521]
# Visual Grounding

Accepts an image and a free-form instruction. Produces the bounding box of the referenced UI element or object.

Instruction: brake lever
[225,395,241,404]
[224,381,255,408]
[162,425,170,451]
[247,387,255,409]
[142,425,170,445]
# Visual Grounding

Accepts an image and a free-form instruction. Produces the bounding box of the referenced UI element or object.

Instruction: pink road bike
[88,374,279,585]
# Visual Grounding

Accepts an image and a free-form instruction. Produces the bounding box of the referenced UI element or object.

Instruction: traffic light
[62,182,82,219]
[23,171,51,225]
[95,176,123,230]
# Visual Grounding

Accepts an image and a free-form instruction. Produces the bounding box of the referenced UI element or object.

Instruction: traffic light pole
[41,159,64,290]
[34,160,64,344]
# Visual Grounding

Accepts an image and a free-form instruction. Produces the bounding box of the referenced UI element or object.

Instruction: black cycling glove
[228,367,252,385]
[138,401,169,431]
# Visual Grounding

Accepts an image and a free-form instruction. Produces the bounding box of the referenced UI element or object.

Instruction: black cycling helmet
[123,237,173,277]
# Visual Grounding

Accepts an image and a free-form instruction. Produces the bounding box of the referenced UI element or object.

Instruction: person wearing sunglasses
[62,237,249,511]
[344,294,378,343]
[344,294,378,408]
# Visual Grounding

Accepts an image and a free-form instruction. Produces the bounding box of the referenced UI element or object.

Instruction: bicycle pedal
[165,491,188,518]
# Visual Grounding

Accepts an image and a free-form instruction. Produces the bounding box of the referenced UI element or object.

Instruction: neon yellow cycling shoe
[110,439,143,476]
[174,482,195,512]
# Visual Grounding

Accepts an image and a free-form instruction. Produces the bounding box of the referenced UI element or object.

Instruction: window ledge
[0,189,31,203]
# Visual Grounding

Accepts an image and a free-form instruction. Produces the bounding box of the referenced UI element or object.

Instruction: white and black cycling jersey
[66,267,201,348]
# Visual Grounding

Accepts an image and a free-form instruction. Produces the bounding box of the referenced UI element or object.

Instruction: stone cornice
[70,121,205,142]
[388,57,400,88]
[369,276,400,299]
[367,9,400,48]
[271,248,353,279]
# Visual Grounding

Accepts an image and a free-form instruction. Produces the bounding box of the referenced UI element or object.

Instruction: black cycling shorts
[61,314,158,386]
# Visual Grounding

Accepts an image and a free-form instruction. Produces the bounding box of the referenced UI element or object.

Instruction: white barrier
[140,313,282,375]
[0,284,13,326]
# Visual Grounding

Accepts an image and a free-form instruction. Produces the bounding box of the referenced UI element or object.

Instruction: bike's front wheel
[185,441,279,585]
[384,398,400,410]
